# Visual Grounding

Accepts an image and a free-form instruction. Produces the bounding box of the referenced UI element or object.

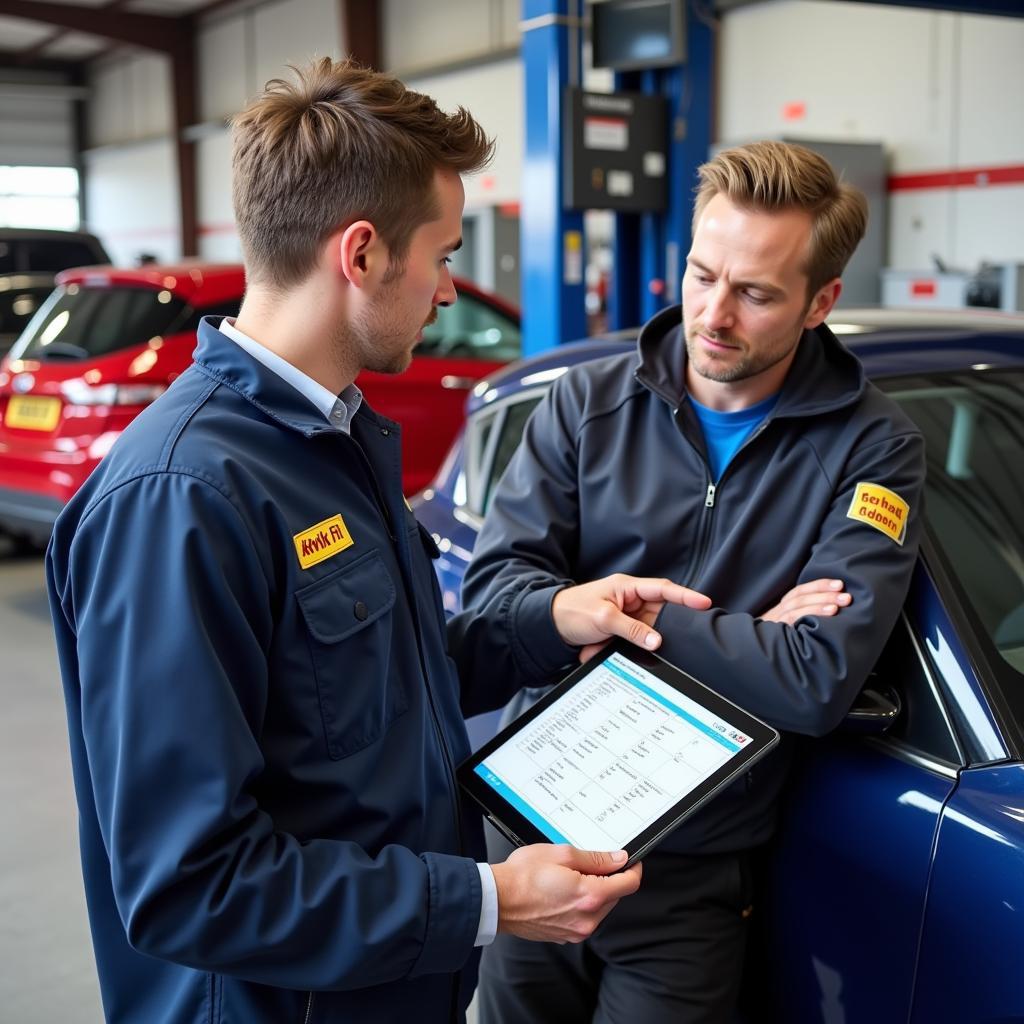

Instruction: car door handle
[441,375,476,390]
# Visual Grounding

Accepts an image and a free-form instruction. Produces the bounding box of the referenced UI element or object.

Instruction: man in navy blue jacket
[45,59,712,1024]
[458,141,927,1022]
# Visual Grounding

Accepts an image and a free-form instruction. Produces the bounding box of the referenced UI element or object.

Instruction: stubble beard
[340,276,434,377]
[684,319,805,385]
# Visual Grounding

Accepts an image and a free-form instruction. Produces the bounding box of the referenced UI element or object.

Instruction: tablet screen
[470,647,762,851]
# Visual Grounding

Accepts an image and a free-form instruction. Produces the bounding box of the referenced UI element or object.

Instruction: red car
[0,263,520,544]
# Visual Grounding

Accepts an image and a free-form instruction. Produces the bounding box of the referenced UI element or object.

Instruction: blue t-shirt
[690,392,780,482]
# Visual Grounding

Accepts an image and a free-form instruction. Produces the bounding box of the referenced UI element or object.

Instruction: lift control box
[562,87,668,213]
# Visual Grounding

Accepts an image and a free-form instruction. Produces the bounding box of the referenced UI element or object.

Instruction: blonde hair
[231,58,493,289]
[693,141,868,296]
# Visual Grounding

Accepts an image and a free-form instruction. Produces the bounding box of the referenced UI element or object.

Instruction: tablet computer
[458,639,780,867]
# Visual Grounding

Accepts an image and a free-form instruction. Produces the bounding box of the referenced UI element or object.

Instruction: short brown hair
[693,141,868,296]
[231,58,494,288]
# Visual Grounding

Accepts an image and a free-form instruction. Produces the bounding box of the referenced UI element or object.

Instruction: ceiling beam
[0,0,191,53]
[15,0,131,65]
[342,0,381,69]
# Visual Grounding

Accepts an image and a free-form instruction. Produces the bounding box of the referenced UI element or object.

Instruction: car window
[886,370,1024,695]
[870,616,961,766]
[418,292,521,362]
[0,284,51,339]
[483,397,544,514]
[10,284,189,360]
[23,239,103,272]
[465,408,499,518]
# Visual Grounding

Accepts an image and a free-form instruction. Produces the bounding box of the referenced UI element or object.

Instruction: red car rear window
[12,285,189,361]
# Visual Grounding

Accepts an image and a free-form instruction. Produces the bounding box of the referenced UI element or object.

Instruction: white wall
[85,52,177,263]
[83,139,179,265]
[84,0,523,262]
[196,130,240,262]
[719,1,1024,271]
[0,70,77,168]
[407,59,522,209]
[384,0,519,72]
[85,0,343,263]
[79,0,1024,276]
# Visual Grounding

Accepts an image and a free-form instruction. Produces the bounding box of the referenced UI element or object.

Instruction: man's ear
[336,220,386,289]
[804,278,842,329]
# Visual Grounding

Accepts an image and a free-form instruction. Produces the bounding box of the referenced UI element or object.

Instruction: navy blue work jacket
[47,319,487,1023]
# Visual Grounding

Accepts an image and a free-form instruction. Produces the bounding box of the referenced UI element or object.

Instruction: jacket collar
[191,317,396,437]
[633,304,866,419]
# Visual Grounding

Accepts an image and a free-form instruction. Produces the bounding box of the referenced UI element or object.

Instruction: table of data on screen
[475,653,751,850]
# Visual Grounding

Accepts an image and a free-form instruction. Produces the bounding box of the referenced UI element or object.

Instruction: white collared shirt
[219,317,363,433]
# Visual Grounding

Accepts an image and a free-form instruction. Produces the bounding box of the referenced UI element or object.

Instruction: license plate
[5,395,62,432]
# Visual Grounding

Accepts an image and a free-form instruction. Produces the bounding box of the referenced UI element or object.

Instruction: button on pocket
[296,550,404,759]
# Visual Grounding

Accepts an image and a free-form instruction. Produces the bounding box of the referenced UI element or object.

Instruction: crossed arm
[550,572,852,664]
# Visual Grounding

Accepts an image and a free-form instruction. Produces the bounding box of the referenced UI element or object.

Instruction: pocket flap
[295,549,396,644]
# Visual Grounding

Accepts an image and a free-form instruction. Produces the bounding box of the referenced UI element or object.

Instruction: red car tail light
[60,380,166,406]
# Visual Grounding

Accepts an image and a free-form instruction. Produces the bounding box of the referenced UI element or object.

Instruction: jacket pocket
[296,549,405,759]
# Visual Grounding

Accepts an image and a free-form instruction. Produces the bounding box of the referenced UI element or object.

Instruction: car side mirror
[841,684,902,735]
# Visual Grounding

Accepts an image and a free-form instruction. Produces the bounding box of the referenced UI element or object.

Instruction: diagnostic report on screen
[473,651,753,850]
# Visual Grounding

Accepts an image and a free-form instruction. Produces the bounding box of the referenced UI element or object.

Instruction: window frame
[463,386,550,520]
[879,368,1024,763]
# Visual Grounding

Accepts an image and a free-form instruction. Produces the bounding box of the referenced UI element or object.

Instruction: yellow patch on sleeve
[293,514,354,569]
[846,482,909,545]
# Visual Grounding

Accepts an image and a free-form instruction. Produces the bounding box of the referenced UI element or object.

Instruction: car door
[751,568,966,1024]
[357,289,520,494]
[909,761,1024,1022]
[896,366,1024,1022]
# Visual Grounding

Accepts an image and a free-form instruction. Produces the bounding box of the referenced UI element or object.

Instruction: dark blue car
[413,308,1024,1024]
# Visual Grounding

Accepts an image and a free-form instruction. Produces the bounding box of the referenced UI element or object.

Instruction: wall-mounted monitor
[590,0,686,72]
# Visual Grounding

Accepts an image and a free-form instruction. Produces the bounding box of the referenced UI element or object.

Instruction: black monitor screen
[591,0,684,71]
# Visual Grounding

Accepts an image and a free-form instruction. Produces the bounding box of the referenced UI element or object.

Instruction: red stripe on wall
[889,164,1024,192]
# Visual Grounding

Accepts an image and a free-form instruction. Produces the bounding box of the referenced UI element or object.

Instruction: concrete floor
[0,537,104,1021]
[0,535,482,1023]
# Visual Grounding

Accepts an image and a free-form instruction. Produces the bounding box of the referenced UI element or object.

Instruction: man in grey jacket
[454,141,926,1023]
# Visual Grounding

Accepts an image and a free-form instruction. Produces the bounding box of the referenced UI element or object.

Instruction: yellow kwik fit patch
[294,514,354,569]
[847,483,909,545]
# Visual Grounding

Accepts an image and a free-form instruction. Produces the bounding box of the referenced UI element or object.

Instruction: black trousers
[477,829,755,1024]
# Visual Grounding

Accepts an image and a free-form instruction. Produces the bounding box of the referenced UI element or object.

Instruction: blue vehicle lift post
[520,0,588,356]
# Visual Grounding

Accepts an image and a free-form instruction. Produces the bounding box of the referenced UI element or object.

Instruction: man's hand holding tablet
[491,845,643,943]
[475,573,712,944]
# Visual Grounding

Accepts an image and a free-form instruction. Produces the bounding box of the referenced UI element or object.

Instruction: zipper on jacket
[685,414,775,584]
[671,405,719,586]
[302,991,315,1024]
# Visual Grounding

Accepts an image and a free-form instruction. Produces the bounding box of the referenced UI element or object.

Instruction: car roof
[0,272,57,289]
[56,263,246,305]
[0,227,104,243]
[468,308,1024,413]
